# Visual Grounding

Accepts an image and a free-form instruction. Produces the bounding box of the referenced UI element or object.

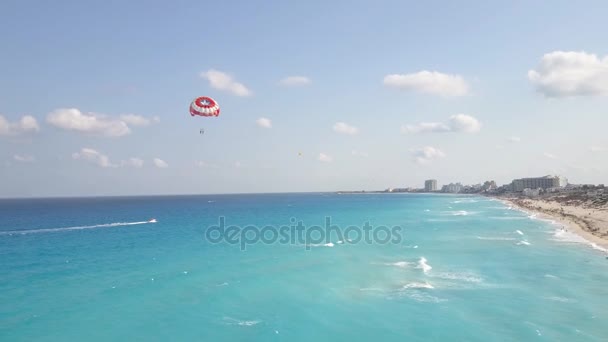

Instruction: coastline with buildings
[338,175,608,251]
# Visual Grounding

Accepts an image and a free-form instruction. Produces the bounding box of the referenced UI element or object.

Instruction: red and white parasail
[190,96,220,117]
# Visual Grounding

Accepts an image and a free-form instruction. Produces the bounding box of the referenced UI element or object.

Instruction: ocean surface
[1,193,608,341]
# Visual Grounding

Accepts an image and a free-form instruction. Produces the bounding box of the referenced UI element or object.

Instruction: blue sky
[1,0,607,197]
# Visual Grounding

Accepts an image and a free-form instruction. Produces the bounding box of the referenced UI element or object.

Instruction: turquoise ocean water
[1,193,608,341]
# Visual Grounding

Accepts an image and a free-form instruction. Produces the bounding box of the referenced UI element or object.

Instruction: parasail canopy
[190,96,220,117]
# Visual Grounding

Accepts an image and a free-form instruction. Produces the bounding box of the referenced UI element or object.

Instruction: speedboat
[148,218,157,223]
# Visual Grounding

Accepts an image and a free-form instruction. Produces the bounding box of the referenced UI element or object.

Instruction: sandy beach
[499,196,608,251]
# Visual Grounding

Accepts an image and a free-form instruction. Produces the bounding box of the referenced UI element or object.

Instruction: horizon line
[0,189,471,200]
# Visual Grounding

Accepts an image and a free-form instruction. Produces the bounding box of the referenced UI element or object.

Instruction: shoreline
[496,196,608,252]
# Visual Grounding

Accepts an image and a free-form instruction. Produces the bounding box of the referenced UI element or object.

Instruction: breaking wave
[222,317,262,327]
[417,257,432,274]
[552,229,608,254]
[403,282,434,289]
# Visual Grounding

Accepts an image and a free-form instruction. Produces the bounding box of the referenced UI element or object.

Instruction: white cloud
[410,146,446,164]
[153,158,168,168]
[72,148,117,168]
[13,154,35,163]
[589,146,606,152]
[402,114,481,134]
[234,161,242,168]
[200,69,251,96]
[0,115,40,136]
[47,109,157,137]
[256,117,272,128]
[333,122,359,135]
[507,136,521,143]
[279,76,311,87]
[120,114,159,126]
[543,152,557,159]
[448,114,482,133]
[401,122,449,134]
[48,108,130,137]
[528,51,608,97]
[318,153,333,162]
[121,157,144,168]
[383,70,469,97]
[351,150,369,157]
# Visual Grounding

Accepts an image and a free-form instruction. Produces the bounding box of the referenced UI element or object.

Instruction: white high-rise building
[511,175,566,192]
[424,179,437,192]
[442,183,463,193]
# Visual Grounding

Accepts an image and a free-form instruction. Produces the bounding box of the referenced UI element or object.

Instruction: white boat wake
[0,219,157,235]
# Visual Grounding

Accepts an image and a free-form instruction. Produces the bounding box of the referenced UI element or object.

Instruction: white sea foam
[486,206,515,210]
[424,209,430,212]
[0,220,155,235]
[544,296,574,303]
[513,204,608,254]
[433,272,483,283]
[359,287,383,292]
[238,320,261,326]
[217,282,229,286]
[403,282,434,289]
[337,240,344,244]
[476,236,517,241]
[451,199,479,204]
[386,261,413,268]
[417,257,432,274]
[589,243,608,253]
[387,286,446,303]
[404,292,446,303]
[444,210,474,216]
[544,274,558,279]
[426,218,457,222]
[553,229,592,244]
[223,317,261,326]
[516,240,531,246]
[307,242,335,248]
[552,229,608,253]
[516,230,524,235]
